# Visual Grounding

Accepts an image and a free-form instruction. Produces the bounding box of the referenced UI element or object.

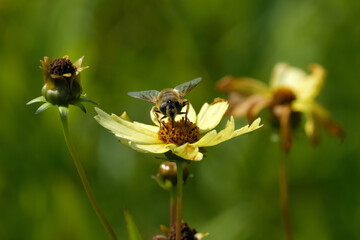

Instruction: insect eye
[160,102,167,114]
[175,101,182,111]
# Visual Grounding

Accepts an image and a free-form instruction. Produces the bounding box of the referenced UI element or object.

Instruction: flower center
[158,118,200,146]
[270,88,301,130]
[272,87,296,106]
[50,58,75,77]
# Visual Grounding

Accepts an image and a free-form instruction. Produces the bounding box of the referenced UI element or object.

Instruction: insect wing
[174,77,202,98]
[128,90,160,103]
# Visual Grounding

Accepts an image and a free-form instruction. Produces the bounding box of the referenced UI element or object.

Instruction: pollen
[272,87,296,106]
[158,118,200,145]
[50,58,75,77]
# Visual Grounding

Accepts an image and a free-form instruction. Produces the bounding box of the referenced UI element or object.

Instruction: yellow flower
[94,98,262,161]
[217,62,344,152]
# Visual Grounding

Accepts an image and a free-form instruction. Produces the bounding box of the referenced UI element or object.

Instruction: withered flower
[217,63,344,152]
[153,222,208,240]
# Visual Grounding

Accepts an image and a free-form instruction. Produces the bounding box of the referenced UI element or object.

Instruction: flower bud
[28,55,96,117]
[40,56,87,105]
[158,161,189,187]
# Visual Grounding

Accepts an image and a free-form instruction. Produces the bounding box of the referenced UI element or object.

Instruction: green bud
[40,56,87,105]
[28,55,96,115]
[158,161,189,186]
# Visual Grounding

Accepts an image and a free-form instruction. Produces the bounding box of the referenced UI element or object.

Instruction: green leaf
[27,96,46,105]
[58,106,69,119]
[79,97,98,105]
[124,208,144,240]
[72,101,87,113]
[152,175,174,191]
[35,102,53,114]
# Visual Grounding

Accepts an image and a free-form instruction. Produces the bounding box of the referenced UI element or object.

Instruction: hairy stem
[61,116,117,240]
[176,161,184,240]
[279,152,292,240]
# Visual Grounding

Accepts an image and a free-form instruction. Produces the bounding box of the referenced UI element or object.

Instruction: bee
[128,77,202,129]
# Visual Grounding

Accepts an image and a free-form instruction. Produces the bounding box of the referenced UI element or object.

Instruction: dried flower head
[153,222,208,240]
[217,62,344,152]
[27,55,96,118]
[95,99,262,161]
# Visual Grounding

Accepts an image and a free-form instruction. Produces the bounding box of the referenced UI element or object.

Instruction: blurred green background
[1,0,359,239]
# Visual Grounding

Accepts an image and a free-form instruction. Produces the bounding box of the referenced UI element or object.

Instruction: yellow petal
[94,107,162,144]
[194,129,217,146]
[233,117,262,136]
[270,63,325,102]
[292,101,320,143]
[196,117,262,147]
[294,102,344,142]
[40,57,51,70]
[76,66,89,74]
[195,232,209,239]
[110,113,161,143]
[168,143,203,161]
[291,100,309,113]
[196,100,229,134]
[120,112,132,121]
[270,62,307,91]
[43,56,52,65]
[296,64,325,102]
[62,73,72,77]
[196,117,234,147]
[150,106,161,126]
[73,56,84,68]
[50,74,65,79]
[133,121,160,133]
[129,142,169,154]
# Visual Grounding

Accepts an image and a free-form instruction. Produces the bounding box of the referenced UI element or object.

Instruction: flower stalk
[170,189,176,228]
[279,152,292,240]
[176,161,184,240]
[60,114,117,240]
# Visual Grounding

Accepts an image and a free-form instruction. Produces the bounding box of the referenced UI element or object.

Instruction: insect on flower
[128,78,202,129]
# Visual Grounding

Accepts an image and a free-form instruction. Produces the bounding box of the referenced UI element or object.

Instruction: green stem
[170,190,176,228]
[60,115,118,240]
[279,152,292,240]
[176,161,184,240]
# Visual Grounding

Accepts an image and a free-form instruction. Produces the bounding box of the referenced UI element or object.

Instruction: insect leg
[154,108,170,138]
[160,115,170,133]
[183,100,189,128]
[153,107,162,127]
